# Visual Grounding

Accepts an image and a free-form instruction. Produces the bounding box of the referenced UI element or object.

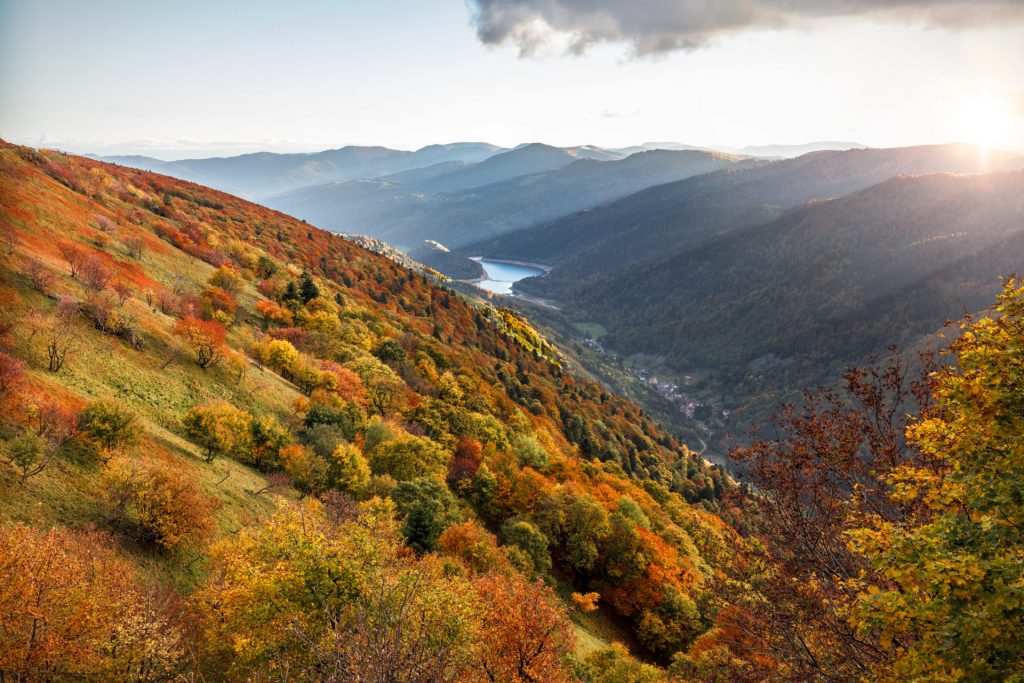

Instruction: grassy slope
[0,149,297,589]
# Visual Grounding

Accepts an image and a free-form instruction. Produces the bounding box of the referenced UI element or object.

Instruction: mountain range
[87,139,863,203]
[89,142,504,198]
[267,146,746,249]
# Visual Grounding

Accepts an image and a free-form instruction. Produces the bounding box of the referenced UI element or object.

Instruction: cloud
[467,0,1024,56]
[601,108,641,118]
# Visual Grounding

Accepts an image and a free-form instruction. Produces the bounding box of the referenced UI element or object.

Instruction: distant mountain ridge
[89,142,506,198]
[83,139,869,202]
[608,140,867,157]
[724,140,867,157]
[578,170,1024,372]
[266,148,745,249]
[416,143,628,192]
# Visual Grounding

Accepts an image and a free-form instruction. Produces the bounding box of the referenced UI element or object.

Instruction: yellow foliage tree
[848,277,1024,682]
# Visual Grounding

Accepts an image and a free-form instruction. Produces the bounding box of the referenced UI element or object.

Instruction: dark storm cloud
[467,0,1024,55]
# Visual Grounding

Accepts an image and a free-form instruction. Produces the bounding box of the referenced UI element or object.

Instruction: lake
[473,259,546,295]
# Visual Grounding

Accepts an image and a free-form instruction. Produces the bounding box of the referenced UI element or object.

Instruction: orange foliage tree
[173,315,226,369]
[472,573,576,683]
[0,524,183,679]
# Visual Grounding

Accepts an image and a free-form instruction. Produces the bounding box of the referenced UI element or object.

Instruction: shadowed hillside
[546,170,1024,436]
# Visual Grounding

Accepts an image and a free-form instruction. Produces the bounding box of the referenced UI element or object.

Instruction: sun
[958,94,1012,151]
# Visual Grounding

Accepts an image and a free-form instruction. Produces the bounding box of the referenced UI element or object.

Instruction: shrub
[77,399,137,456]
[0,524,184,677]
[103,457,217,549]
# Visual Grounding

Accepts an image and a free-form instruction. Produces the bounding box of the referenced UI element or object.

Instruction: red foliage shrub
[0,351,26,395]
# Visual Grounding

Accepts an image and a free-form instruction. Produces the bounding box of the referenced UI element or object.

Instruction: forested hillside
[408,240,486,280]
[0,141,734,680]
[562,171,1024,422]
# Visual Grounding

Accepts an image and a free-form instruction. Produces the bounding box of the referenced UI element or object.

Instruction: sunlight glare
[959,94,1012,151]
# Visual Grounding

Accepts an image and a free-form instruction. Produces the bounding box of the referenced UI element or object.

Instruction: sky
[1,0,1022,159]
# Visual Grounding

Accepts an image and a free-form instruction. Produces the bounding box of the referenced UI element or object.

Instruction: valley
[4,135,1024,681]
[109,139,1024,460]
[6,2,1024,679]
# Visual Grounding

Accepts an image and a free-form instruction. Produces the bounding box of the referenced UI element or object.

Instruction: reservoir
[473,259,546,295]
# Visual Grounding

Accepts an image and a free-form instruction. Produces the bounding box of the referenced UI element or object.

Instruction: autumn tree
[540,489,611,575]
[25,260,56,293]
[581,644,665,683]
[79,255,113,293]
[848,277,1024,682]
[349,356,406,416]
[77,398,137,456]
[0,524,184,679]
[37,296,82,372]
[448,437,483,493]
[208,263,243,294]
[278,443,330,494]
[247,414,291,470]
[255,299,292,329]
[439,520,505,574]
[0,350,26,395]
[183,401,252,463]
[124,235,145,260]
[191,499,480,682]
[112,280,133,306]
[173,315,226,369]
[500,518,552,580]
[330,441,370,495]
[58,241,85,278]
[3,399,82,486]
[369,433,449,482]
[0,222,16,255]
[472,573,576,683]
[4,432,47,486]
[690,347,940,682]
[254,337,299,377]
[103,456,217,549]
